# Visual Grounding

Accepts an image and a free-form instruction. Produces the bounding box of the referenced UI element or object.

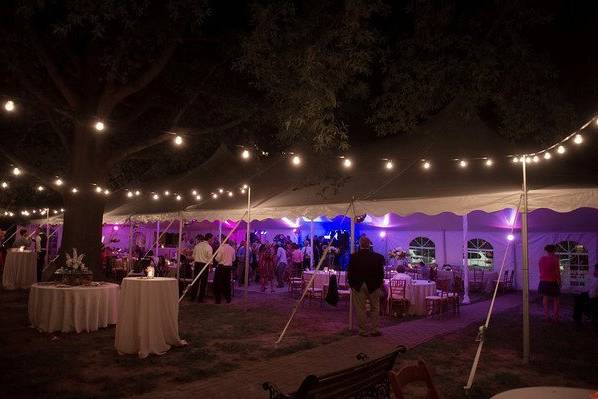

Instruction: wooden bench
[262,346,406,399]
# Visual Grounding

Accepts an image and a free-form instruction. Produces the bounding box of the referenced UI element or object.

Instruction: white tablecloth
[303,270,346,289]
[2,250,37,289]
[491,387,596,399]
[385,279,436,316]
[28,282,119,333]
[115,277,186,358]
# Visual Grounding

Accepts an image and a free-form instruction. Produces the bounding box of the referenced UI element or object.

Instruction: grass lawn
[400,299,598,398]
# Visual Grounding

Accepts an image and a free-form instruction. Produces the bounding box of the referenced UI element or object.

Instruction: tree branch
[0,147,58,193]
[98,39,179,117]
[106,118,246,167]
[41,108,70,155]
[28,28,79,109]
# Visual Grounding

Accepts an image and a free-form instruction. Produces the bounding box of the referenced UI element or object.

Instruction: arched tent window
[555,241,589,289]
[467,239,494,269]
[409,237,436,264]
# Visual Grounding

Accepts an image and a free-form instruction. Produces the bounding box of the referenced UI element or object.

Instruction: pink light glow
[112,225,119,231]
[379,231,386,238]
[507,234,515,241]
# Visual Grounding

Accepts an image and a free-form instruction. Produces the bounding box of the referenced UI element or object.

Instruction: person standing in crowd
[574,263,598,328]
[0,229,6,270]
[214,237,235,304]
[538,244,561,321]
[347,236,385,337]
[291,243,304,276]
[302,240,313,270]
[259,244,276,292]
[275,243,288,288]
[236,240,248,285]
[13,228,30,248]
[190,233,213,302]
[34,228,47,281]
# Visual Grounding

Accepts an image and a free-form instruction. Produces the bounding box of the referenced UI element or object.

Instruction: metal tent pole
[155,220,160,258]
[310,220,315,269]
[521,159,530,364]
[349,211,355,331]
[44,208,50,269]
[177,212,183,283]
[462,214,471,304]
[128,217,134,261]
[244,186,251,311]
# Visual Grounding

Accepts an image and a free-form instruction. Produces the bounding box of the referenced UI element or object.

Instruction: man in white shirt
[275,244,288,288]
[391,265,413,285]
[214,236,236,304]
[190,233,213,302]
[33,228,46,282]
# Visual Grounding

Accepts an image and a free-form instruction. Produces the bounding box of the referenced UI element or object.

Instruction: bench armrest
[262,382,293,399]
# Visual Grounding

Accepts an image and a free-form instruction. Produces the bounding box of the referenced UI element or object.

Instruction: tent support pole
[521,159,530,364]
[462,214,471,304]
[442,229,447,266]
[349,208,356,331]
[155,220,160,258]
[218,220,222,243]
[244,186,251,312]
[177,212,183,283]
[128,217,134,261]
[310,220,315,269]
[45,208,50,269]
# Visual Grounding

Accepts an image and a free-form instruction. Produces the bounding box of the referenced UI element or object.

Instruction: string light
[241,188,246,194]
[4,100,15,112]
[134,190,141,196]
[241,149,250,160]
[573,134,583,145]
[152,194,159,200]
[195,195,202,201]
[176,194,182,201]
[342,158,352,168]
[164,190,170,196]
[1,181,7,189]
[459,160,468,168]
[71,188,78,194]
[544,152,552,160]
[60,208,65,212]
[532,155,539,163]
[191,189,198,196]
[228,191,233,197]
[525,157,532,164]
[485,159,493,167]
[385,160,394,170]
[103,189,110,196]
[291,155,302,166]
[212,193,218,199]
[557,145,566,154]
[12,167,21,176]
[422,161,431,170]
[242,184,248,189]
[37,185,44,192]
[512,157,519,164]
[94,121,105,132]
[54,178,63,186]
[519,156,526,162]
[174,136,183,146]
[218,188,224,194]
[126,191,134,198]
[95,186,103,193]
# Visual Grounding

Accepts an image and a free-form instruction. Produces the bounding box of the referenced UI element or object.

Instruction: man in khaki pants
[347,236,385,337]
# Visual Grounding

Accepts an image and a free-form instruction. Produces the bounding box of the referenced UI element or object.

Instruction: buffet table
[115,277,186,358]
[28,282,119,333]
[2,249,37,289]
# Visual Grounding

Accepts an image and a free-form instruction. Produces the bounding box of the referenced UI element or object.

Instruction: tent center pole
[349,210,355,331]
[244,186,251,311]
[177,212,183,284]
[462,214,471,304]
[521,159,530,364]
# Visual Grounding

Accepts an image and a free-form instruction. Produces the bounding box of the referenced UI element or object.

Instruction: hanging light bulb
[218,188,224,194]
[12,167,21,176]
[4,100,15,112]
[519,156,526,163]
[573,134,583,145]
[103,189,110,195]
[242,184,248,190]
[126,191,134,198]
[60,208,65,212]
[241,149,250,160]
[544,152,551,160]
[507,234,515,241]
[485,159,493,167]
[385,160,394,170]
[532,155,539,163]
[342,158,352,168]
[164,190,170,196]
[525,157,532,164]
[176,194,182,201]
[94,121,105,132]
[195,195,202,201]
[95,186,103,193]
[191,189,198,196]
[512,157,519,164]
[134,190,141,196]
[71,188,78,194]
[557,145,566,154]
[174,135,183,146]
[291,155,302,166]
[54,178,63,186]
[37,185,45,192]
[459,160,468,168]
[212,193,218,199]
[53,209,58,214]
[1,181,8,189]
[228,191,233,197]
[241,188,246,194]
[152,193,159,200]
[422,161,431,170]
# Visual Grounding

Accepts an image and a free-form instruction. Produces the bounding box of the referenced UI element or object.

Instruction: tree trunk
[57,124,108,281]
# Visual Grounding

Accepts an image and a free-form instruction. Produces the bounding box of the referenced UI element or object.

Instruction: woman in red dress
[538,244,561,321]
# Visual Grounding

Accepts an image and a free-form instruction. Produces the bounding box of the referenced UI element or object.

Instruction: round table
[491,387,596,399]
[115,277,187,358]
[28,282,119,333]
[385,279,436,316]
[2,250,37,289]
[303,270,346,289]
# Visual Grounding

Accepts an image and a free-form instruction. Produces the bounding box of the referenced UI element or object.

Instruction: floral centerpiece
[388,246,407,260]
[54,249,93,285]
